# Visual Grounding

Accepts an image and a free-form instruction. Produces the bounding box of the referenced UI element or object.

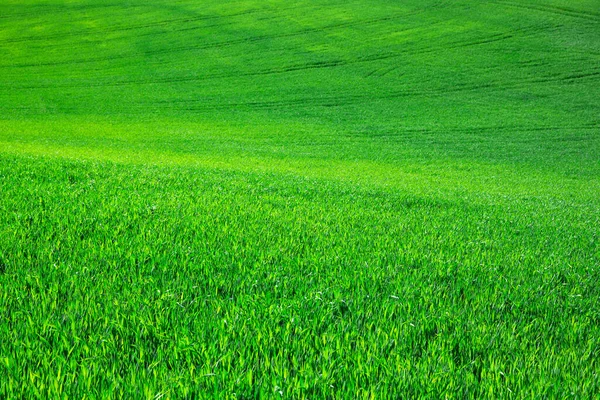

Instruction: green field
[1,0,599,397]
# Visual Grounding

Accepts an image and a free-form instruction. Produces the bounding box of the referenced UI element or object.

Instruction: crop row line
[492,0,600,22]
[0,8,442,69]
[0,8,264,45]
[1,24,550,88]
[94,69,598,112]
[0,1,438,46]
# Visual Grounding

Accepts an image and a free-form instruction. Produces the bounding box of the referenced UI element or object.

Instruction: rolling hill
[1,0,599,397]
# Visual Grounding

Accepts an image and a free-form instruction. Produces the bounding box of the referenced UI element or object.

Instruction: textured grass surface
[1,0,599,398]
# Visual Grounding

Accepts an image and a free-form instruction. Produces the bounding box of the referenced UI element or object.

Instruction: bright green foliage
[0,0,599,398]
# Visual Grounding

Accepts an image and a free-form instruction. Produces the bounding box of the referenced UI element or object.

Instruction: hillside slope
[1,0,598,184]
[1,0,599,397]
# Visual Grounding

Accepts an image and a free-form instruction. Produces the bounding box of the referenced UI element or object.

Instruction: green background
[1,0,599,397]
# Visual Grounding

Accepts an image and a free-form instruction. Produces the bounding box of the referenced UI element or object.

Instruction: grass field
[1,0,599,397]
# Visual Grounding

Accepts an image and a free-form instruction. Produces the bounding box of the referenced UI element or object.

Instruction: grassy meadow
[1,0,599,397]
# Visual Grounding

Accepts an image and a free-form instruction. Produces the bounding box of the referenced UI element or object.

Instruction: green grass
[1,0,599,397]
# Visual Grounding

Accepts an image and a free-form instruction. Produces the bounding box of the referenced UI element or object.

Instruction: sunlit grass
[1,0,599,397]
